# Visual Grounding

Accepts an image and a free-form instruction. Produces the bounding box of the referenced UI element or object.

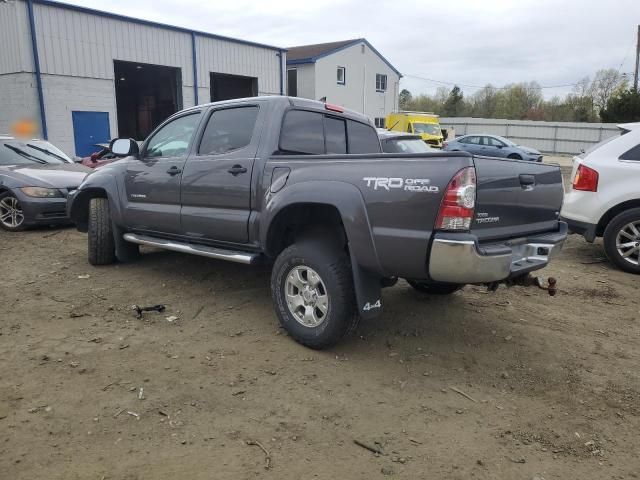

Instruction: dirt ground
[1,211,639,479]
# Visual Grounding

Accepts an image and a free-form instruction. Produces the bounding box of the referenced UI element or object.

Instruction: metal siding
[0,1,34,73]
[196,35,280,95]
[440,117,620,155]
[33,2,192,83]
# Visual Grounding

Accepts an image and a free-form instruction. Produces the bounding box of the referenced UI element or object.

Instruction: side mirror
[497,145,503,149]
[110,138,139,158]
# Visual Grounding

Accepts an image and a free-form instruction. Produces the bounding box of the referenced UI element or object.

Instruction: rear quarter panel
[263,153,474,278]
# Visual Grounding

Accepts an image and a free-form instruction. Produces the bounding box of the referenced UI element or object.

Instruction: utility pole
[635,24,640,91]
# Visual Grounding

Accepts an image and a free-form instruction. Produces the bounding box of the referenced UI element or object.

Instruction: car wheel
[507,153,522,160]
[271,240,359,349]
[407,280,463,295]
[603,208,640,274]
[88,197,116,265]
[0,192,26,232]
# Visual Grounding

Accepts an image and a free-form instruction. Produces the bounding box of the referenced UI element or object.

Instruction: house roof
[286,38,402,77]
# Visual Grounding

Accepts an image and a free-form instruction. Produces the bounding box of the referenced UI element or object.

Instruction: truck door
[179,104,262,244]
[123,111,202,234]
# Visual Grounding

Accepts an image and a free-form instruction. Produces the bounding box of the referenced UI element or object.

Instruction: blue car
[443,134,543,162]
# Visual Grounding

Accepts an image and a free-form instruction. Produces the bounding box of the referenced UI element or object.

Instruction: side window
[279,110,325,154]
[145,113,201,158]
[198,106,259,155]
[375,74,387,92]
[488,137,505,147]
[325,116,347,154]
[347,120,381,154]
[620,144,640,161]
[337,66,345,85]
[467,136,481,145]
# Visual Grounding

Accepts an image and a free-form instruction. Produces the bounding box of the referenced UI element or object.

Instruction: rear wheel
[271,239,359,349]
[0,192,26,231]
[507,153,522,160]
[407,280,463,295]
[88,197,115,265]
[603,208,640,274]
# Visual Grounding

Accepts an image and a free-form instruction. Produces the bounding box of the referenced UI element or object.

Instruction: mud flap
[350,251,383,319]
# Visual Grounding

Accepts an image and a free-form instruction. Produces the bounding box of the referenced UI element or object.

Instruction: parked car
[444,134,543,162]
[561,123,640,273]
[0,136,91,231]
[79,142,116,168]
[377,130,434,153]
[68,96,566,349]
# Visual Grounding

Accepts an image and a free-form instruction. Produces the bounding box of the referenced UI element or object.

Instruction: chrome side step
[123,233,259,265]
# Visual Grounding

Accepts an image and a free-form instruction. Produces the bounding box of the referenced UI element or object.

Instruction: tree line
[399,69,640,123]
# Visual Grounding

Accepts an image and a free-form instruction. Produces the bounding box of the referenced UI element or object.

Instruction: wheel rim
[615,221,640,265]
[285,265,329,327]
[0,196,24,229]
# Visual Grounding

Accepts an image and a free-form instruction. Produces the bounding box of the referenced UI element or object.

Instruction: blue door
[72,111,111,157]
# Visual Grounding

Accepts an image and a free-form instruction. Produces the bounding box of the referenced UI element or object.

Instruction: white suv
[561,123,640,273]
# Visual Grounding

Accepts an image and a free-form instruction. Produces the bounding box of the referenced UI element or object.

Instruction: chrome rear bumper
[428,223,567,284]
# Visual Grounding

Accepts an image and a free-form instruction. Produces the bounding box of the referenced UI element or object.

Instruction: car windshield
[0,140,69,166]
[384,138,432,153]
[412,123,441,135]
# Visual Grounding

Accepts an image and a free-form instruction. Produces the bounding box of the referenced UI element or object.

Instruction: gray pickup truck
[68,96,566,349]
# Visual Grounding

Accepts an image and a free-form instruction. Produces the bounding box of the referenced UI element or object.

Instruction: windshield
[384,138,432,153]
[412,123,441,136]
[0,140,69,166]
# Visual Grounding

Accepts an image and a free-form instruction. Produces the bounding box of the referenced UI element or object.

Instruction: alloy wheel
[0,196,25,230]
[615,220,640,266]
[285,266,330,327]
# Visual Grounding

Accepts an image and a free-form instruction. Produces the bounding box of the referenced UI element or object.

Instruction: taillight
[572,164,598,192]
[435,167,476,231]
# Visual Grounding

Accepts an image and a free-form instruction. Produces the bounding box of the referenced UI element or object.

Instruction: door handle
[167,166,182,176]
[519,174,535,187]
[228,164,247,176]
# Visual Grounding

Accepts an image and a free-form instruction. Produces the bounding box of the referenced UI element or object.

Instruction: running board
[123,233,259,265]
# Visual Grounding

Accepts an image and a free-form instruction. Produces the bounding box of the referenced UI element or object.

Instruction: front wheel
[0,192,26,231]
[271,240,359,349]
[507,153,522,160]
[407,280,463,295]
[603,208,640,274]
[88,197,116,265]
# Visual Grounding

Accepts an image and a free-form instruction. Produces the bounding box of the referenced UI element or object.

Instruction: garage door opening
[114,60,182,140]
[210,73,258,102]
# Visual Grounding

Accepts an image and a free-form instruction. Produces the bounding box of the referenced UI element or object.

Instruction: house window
[374,117,385,128]
[337,66,345,85]
[375,74,387,92]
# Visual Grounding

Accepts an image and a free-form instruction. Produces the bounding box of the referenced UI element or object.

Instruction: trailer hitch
[486,274,557,296]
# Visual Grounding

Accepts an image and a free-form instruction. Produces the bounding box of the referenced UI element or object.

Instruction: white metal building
[286,39,401,127]
[0,0,286,156]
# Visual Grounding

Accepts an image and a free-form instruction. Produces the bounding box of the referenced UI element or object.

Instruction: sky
[63,0,640,99]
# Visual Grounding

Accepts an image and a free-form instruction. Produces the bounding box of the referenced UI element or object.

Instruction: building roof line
[286,38,402,77]
[32,0,287,52]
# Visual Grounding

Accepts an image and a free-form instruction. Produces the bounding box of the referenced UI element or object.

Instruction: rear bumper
[428,222,567,284]
[559,215,597,242]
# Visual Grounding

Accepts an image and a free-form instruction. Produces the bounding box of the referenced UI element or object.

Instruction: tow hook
[486,274,558,296]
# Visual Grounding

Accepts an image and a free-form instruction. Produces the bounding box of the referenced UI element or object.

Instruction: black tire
[88,197,115,265]
[507,153,522,160]
[271,240,359,349]
[603,208,640,274]
[0,191,27,232]
[407,280,463,295]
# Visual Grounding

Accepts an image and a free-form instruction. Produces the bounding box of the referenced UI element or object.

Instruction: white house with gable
[286,39,401,127]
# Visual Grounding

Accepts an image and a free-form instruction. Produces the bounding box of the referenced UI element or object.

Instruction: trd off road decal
[362,177,439,193]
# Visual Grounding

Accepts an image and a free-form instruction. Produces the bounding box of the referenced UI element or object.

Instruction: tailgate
[472,156,564,241]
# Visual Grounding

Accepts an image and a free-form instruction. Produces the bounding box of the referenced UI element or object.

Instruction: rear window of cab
[279,110,381,155]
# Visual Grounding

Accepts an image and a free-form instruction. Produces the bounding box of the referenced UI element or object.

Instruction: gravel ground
[1,216,639,479]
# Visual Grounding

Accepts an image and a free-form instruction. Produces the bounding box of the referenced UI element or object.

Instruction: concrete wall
[314,42,400,122]
[440,117,620,155]
[0,73,40,136]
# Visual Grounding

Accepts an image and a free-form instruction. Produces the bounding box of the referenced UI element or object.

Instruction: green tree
[600,88,640,122]
[399,89,412,109]
[442,86,465,117]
